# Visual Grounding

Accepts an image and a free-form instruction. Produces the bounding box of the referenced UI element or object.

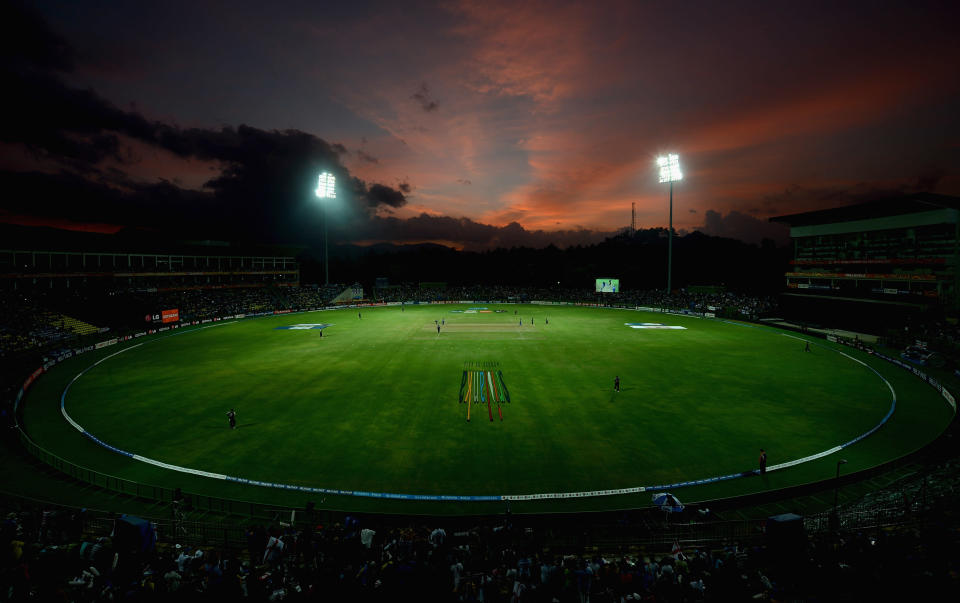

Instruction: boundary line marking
[57,310,904,502]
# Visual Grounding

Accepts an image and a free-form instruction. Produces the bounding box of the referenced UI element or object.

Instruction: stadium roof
[769,192,960,227]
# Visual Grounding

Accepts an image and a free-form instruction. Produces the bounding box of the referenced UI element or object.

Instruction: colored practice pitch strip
[459,361,510,422]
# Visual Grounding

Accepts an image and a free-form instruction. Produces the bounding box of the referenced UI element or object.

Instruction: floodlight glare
[657,153,682,183]
[316,172,336,199]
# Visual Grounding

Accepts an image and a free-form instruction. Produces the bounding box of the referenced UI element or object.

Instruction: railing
[579,518,767,551]
[83,516,250,552]
[805,504,927,534]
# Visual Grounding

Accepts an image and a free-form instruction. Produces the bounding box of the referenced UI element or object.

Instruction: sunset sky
[1,0,958,249]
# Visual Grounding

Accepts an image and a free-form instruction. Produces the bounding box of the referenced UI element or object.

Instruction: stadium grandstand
[771,193,960,332]
[0,231,353,360]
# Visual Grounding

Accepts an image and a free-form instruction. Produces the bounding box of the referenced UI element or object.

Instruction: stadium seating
[2,464,959,602]
[46,312,100,336]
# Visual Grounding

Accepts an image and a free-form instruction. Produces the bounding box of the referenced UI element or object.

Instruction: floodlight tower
[657,154,683,293]
[315,171,336,285]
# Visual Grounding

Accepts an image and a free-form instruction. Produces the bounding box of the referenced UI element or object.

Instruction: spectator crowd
[2,492,959,601]
[1,284,778,359]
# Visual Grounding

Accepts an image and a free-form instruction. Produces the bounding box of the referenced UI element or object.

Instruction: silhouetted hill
[303,229,788,292]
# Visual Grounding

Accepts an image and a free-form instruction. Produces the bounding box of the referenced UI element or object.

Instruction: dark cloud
[457,179,472,185]
[763,170,947,215]
[0,17,412,245]
[0,6,630,251]
[337,213,615,252]
[696,210,789,246]
[1,68,142,165]
[0,170,210,236]
[356,150,379,164]
[365,183,407,209]
[914,168,946,192]
[0,1,75,73]
[411,82,439,112]
[2,59,621,250]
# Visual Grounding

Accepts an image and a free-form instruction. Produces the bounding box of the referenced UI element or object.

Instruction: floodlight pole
[323,202,329,286]
[668,180,673,294]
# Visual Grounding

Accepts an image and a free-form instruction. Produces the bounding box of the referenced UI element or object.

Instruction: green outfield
[21,304,955,514]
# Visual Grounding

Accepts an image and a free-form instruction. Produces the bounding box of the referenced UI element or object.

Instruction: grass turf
[21,304,954,515]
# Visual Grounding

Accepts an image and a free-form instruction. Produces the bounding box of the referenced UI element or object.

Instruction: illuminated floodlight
[315,172,336,199]
[657,154,682,183]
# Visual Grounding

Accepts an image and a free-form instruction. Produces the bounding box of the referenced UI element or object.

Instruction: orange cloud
[684,65,941,155]
[448,0,597,106]
[100,135,222,191]
[313,0,960,240]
